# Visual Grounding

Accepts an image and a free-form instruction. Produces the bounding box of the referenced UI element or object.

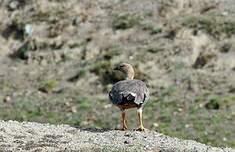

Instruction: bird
[109,63,149,131]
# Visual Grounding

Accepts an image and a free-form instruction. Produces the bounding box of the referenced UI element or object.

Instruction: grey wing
[109,80,149,105]
[109,89,137,105]
[135,88,149,105]
[134,84,149,105]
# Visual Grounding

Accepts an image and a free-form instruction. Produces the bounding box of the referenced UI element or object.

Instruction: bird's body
[109,79,149,109]
[109,63,150,131]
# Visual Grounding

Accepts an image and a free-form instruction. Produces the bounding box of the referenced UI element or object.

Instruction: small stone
[8,0,20,10]
[129,56,134,60]
[3,95,11,103]
[124,140,130,144]
[185,124,190,128]
[72,16,82,26]
[53,52,61,63]
[71,106,77,113]
[65,102,70,106]
[40,59,47,66]
[124,134,131,137]
[222,11,228,16]
[104,104,112,109]
[153,123,159,128]
[199,103,204,108]
[24,24,33,36]
[178,108,182,112]
[173,111,178,116]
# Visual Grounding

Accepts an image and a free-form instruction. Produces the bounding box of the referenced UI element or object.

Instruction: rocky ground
[0,120,234,152]
[0,0,234,148]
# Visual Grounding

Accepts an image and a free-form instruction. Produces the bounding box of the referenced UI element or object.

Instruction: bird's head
[114,63,134,80]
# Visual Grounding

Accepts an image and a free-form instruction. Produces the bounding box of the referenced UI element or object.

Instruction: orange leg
[121,111,128,130]
[135,108,147,131]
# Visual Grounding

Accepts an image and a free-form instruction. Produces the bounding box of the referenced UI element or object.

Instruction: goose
[109,63,149,131]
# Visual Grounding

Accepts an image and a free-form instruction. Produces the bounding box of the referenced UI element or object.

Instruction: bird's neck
[125,69,134,80]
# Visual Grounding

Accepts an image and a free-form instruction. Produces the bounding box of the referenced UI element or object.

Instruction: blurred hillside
[0,0,234,148]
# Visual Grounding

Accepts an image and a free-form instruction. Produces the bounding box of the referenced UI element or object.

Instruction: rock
[24,24,33,36]
[0,120,233,152]
[3,95,11,103]
[219,42,231,53]
[193,51,217,69]
[8,0,20,10]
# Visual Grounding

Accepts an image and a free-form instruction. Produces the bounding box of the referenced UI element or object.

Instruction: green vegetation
[205,96,220,110]
[144,96,235,148]
[39,79,58,93]
[182,15,235,38]
[0,100,62,123]
[142,23,162,34]
[11,41,31,60]
[74,96,92,110]
[112,13,141,30]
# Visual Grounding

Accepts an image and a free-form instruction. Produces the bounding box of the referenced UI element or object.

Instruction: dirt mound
[0,120,233,152]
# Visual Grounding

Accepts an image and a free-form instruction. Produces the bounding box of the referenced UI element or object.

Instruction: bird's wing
[109,79,149,105]
[121,91,148,106]
[109,89,137,104]
[121,91,136,101]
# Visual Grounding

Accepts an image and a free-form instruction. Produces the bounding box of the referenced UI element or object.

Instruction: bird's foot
[115,126,128,131]
[135,126,148,132]
[120,128,128,131]
[121,126,128,131]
